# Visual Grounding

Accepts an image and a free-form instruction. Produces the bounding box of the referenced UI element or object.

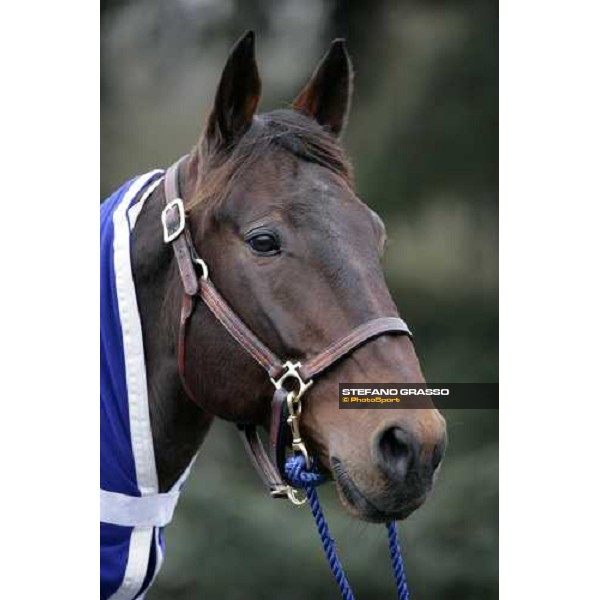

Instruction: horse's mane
[188,109,353,212]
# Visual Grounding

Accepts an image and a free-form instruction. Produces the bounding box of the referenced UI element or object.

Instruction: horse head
[146,31,447,523]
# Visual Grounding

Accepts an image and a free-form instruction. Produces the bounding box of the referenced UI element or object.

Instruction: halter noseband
[161,158,412,503]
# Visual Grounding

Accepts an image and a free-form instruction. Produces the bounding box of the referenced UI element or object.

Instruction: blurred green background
[101,1,498,598]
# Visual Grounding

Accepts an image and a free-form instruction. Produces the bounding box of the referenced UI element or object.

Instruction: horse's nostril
[431,438,446,472]
[376,426,415,483]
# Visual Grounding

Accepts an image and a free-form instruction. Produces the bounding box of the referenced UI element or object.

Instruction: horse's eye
[246,231,280,255]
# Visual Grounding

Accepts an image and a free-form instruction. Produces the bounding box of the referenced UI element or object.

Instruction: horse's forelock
[187,109,353,213]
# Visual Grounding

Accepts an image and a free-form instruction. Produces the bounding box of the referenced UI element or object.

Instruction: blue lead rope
[285,455,410,600]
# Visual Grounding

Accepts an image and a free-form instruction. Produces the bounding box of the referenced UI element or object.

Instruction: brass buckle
[270,361,313,400]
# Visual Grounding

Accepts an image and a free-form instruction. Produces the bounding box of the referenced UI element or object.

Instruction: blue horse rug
[100,171,194,599]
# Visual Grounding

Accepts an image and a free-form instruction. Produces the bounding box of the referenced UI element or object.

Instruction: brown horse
[132,32,446,525]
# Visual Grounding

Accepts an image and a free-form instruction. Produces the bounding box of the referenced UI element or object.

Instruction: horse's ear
[203,31,261,154]
[292,39,353,137]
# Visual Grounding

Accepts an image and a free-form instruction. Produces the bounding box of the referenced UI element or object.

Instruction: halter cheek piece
[162,158,412,503]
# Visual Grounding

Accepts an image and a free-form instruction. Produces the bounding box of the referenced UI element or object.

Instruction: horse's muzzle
[330,424,447,522]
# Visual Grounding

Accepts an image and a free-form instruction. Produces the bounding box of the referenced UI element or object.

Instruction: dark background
[101,1,498,598]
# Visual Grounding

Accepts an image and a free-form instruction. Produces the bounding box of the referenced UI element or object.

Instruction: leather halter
[161,158,413,499]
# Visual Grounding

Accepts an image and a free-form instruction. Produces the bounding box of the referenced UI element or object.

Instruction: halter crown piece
[162,157,411,600]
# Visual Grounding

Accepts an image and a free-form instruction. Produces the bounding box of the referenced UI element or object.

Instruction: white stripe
[109,171,162,600]
[112,171,162,496]
[100,489,179,528]
[137,457,196,596]
[154,527,164,583]
[128,175,164,230]
[107,527,154,600]
[141,528,165,600]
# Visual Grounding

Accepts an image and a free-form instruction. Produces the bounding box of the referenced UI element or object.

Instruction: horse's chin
[331,457,426,523]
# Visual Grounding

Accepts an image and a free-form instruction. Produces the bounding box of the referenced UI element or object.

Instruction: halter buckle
[270,361,313,400]
[161,198,186,243]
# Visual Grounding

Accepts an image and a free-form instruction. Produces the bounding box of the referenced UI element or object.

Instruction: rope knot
[284,454,328,488]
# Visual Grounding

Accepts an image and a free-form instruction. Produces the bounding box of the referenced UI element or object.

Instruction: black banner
[338,383,499,409]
